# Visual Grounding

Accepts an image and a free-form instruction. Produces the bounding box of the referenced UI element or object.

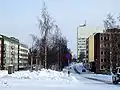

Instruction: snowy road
[73,73,120,88]
[0,70,120,90]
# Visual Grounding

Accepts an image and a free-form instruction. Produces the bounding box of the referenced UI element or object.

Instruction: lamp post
[110,51,112,74]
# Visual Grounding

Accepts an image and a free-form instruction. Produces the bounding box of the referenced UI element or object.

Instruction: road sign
[66,53,70,59]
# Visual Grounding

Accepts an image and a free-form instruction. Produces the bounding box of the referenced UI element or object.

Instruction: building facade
[94,30,120,74]
[1,36,19,70]
[86,38,89,61]
[77,26,103,60]
[0,36,2,70]
[88,35,94,62]
[19,43,29,70]
[86,35,95,71]
[94,33,112,73]
[77,37,86,61]
[0,34,29,70]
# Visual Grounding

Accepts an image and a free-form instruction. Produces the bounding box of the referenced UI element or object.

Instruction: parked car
[112,67,120,84]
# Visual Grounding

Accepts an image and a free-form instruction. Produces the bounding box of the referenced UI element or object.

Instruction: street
[73,73,120,90]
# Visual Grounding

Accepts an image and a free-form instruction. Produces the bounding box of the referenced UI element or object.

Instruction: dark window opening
[101,59,103,62]
[101,51,103,54]
[104,37,106,40]
[104,59,106,62]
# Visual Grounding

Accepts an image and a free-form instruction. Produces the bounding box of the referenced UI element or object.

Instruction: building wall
[94,33,101,73]
[0,34,29,70]
[86,38,89,61]
[0,39,2,69]
[19,43,29,69]
[3,36,19,70]
[77,37,86,56]
[94,33,107,73]
[77,26,103,59]
[88,35,94,62]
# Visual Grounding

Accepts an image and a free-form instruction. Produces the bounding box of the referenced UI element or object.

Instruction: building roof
[19,43,28,48]
[0,34,19,43]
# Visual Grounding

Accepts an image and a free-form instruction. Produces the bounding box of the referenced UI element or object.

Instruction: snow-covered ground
[0,68,120,90]
[0,70,8,78]
[71,62,112,83]
[80,74,112,82]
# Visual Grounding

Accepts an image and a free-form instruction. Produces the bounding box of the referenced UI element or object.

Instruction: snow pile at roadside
[81,74,112,82]
[63,62,77,73]
[1,69,78,83]
[75,63,87,73]
[0,70,8,78]
[69,62,88,74]
[63,62,88,74]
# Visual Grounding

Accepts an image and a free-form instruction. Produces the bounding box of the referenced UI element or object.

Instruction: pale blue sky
[0,0,120,55]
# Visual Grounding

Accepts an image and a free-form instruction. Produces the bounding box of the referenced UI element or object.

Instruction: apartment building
[77,26,103,61]
[0,35,19,70]
[0,34,29,70]
[77,37,86,62]
[86,35,95,71]
[0,36,3,69]
[19,43,29,70]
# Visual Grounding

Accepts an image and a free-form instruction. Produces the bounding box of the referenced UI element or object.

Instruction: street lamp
[77,20,86,60]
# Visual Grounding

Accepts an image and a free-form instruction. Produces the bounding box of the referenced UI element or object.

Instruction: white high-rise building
[77,37,86,57]
[77,26,103,60]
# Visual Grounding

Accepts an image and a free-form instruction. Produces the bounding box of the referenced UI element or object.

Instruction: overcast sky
[0,0,120,55]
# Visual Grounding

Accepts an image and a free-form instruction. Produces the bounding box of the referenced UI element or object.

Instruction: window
[101,65,104,70]
[86,55,88,58]
[104,59,106,62]
[101,59,103,62]
[86,51,88,53]
[101,51,103,54]
[119,69,120,73]
[104,37,106,40]
[81,43,86,45]
[86,46,88,48]
[79,46,82,48]
[101,37,103,40]
[104,52,106,55]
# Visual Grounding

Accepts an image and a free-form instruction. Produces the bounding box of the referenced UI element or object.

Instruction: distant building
[88,35,94,62]
[86,35,95,71]
[77,26,103,60]
[94,33,111,73]
[0,36,3,70]
[0,34,28,70]
[1,35,19,70]
[19,43,29,70]
[77,37,86,61]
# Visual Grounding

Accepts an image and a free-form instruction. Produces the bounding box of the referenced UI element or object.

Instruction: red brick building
[94,29,120,74]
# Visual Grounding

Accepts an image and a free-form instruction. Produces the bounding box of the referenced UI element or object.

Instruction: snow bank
[75,63,87,73]
[68,62,88,74]
[0,70,8,78]
[1,69,78,83]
